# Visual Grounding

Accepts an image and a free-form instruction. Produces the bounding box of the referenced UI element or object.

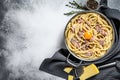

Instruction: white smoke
[1,0,77,80]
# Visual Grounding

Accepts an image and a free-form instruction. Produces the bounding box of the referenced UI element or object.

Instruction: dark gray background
[0,0,120,80]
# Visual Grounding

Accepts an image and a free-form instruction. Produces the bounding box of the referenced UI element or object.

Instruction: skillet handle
[67,54,82,68]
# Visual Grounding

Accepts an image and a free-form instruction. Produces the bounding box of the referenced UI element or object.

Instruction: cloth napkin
[40,0,120,80]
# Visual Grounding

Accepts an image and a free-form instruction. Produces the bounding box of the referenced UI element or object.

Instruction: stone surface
[0,0,119,80]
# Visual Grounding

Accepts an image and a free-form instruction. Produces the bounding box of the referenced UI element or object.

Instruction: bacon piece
[98,40,104,46]
[90,36,95,41]
[85,51,93,57]
[78,18,83,24]
[81,46,86,50]
[81,43,89,50]
[95,25,101,33]
[71,25,76,33]
[100,29,108,36]
[71,38,80,48]
[77,31,83,38]
[95,25,108,36]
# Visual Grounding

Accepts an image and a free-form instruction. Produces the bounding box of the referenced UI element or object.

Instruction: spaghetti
[65,12,113,60]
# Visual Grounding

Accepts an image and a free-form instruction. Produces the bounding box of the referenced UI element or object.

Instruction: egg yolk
[84,31,92,40]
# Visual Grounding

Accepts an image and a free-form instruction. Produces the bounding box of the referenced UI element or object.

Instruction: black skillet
[65,0,115,67]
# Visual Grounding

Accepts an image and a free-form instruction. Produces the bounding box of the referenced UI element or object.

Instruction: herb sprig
[64,0,87,16]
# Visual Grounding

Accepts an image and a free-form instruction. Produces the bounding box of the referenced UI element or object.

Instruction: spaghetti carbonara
[65,12,113,60]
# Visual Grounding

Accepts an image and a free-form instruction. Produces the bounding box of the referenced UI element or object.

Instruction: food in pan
[65,12,113,60]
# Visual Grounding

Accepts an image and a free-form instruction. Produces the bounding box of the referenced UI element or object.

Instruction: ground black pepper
[87,0,99,10]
